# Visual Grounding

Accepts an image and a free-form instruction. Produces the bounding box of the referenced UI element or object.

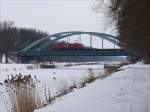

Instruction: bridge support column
[114,43,116,49]
[67,37,70,43]
[79,34,81,43]
[67,36,70,49]
[102,36,104,49]
[90,35,92,48]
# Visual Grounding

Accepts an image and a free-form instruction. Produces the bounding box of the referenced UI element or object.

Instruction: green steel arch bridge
[18,31,131,63]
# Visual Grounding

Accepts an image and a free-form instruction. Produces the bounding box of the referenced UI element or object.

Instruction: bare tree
[96,0,150,63]
[0,21,48,63]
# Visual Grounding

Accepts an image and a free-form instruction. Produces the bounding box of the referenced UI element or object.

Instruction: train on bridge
[50,42,86,50]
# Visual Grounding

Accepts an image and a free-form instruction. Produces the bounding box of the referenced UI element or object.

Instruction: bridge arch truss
[20,31,119,53]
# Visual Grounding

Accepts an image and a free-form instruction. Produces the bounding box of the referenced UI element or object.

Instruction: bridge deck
[18,49,131,63]
[19,49,130,57]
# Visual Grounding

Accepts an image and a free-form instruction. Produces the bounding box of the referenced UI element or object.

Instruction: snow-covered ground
[34,63,150,112]
[0,62,106,112]
[0,63,104,83]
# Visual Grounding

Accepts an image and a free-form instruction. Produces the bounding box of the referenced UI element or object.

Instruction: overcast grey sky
[0,0,117,48]
[0,0,103,34]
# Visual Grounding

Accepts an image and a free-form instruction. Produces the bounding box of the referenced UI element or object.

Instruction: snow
[0,62,105,112]
[1,62,149,112]
[35,64,150,112]
[0,63,104,83]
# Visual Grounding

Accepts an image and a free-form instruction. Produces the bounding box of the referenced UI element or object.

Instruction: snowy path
[35,64,150,112]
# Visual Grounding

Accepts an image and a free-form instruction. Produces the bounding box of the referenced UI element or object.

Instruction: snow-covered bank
[35,64,150,112]
[0,62,106,112]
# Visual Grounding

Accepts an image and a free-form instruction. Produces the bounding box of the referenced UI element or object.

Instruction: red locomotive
[50,42,85,50]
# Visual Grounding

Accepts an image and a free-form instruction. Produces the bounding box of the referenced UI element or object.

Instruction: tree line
[0,21,48,62]
[97,0,150,63]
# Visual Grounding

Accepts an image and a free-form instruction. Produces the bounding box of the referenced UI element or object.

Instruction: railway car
[50,43,85,50]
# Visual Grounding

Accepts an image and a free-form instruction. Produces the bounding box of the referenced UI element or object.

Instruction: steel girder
[20,31,118,54]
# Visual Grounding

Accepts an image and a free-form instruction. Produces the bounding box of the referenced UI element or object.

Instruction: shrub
[4,74,38,112]
[85,69,97,83]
